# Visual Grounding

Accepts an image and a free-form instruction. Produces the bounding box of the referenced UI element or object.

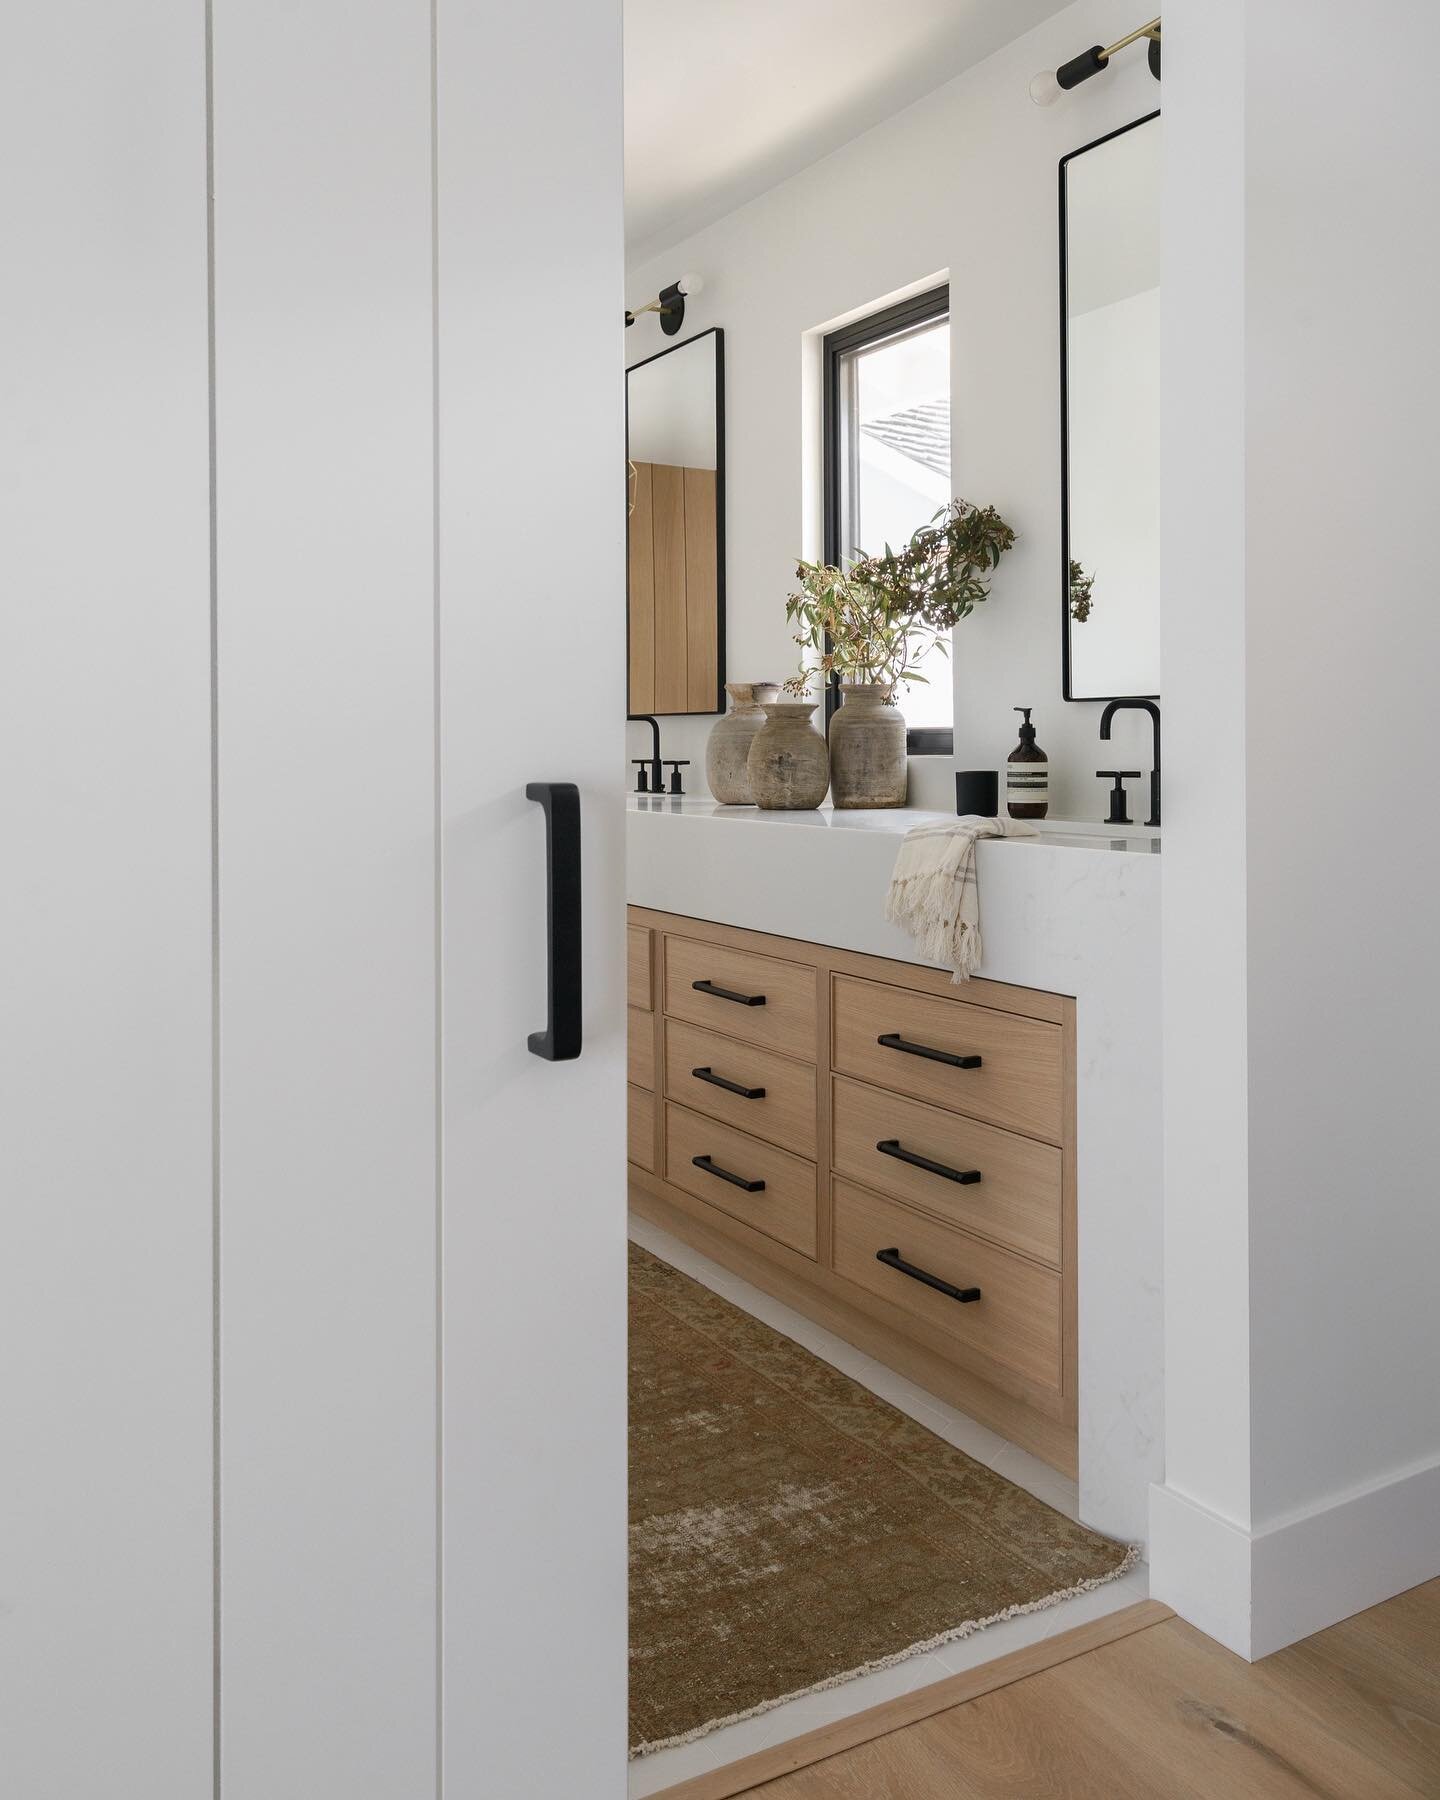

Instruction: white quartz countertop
[627,795,1160,993]
[628,794,1160,857]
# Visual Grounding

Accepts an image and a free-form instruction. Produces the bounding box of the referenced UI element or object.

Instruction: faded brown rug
[628,1242,1136,1757]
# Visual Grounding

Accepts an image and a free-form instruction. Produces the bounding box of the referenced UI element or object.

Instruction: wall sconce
[624,272,704,335]
[1030,16,1160,105]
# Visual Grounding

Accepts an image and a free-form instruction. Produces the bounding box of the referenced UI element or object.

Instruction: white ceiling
[624,0,1073,259]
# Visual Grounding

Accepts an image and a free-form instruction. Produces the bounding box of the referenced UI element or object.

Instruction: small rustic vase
[828,683,907,809]
[705,681,779,804]
[747,702,830,811]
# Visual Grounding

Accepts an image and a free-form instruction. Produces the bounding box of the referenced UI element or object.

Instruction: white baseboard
[1150,1452,1440,1660]
[1249,1452,1440,1656]
[1148,1482,1255,1656]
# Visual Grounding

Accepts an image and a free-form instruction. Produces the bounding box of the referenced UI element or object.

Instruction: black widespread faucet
[1098,699,1161,827]
[627,714,663,794]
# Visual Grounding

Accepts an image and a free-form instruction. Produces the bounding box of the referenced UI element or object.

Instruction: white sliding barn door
[0,7,216,1795]
[435,3,628,1794]
[2,1,626,1796]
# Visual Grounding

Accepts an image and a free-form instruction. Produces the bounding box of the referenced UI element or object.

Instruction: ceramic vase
[746,702,830,811]
[828,683,907,808]
[704,681,779,804]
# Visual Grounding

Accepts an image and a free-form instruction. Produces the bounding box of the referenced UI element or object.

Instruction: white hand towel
[885,815,1038,982]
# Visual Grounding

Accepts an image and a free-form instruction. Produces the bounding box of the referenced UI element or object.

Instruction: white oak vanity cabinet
[627,906,1078,1476]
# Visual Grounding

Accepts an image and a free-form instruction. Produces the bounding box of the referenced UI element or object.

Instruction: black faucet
[627,714,663,794]
[1098,699,1161,827]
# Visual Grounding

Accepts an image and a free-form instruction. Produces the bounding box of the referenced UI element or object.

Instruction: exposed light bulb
[677,271,704,298]
[1029,69,1062,106]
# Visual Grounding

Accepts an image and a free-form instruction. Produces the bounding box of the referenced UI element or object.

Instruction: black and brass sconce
[1030,16,1160,105]
[624,272,704,335]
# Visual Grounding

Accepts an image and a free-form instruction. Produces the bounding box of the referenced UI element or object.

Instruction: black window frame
[821,284,952,754]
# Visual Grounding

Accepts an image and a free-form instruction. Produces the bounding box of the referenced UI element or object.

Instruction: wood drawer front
[832,1179,1062,1393]
[664,1102,817,1259]
[628,925,654,1011]
[665,935,816,1062]
[831,1076,1061,1268]
[628,1085,656,1172]
[628,1005,655,1090]
[665,1019,816,1158]
[832,975,1062,1143]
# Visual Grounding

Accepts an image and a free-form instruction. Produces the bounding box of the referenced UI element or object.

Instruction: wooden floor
[739,1580,1440,1799]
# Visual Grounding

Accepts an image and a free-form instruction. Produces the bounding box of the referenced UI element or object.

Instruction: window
[823,286,952,752]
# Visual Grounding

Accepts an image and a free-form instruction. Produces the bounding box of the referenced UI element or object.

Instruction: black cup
[955,770,999,817]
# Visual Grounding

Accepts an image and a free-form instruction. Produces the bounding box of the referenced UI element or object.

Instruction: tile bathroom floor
[626,1211,1149,1800]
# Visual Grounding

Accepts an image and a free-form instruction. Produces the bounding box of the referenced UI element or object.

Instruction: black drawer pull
[877,1032,980,1070]
[876,1248,980,1304]
[693,979,766,1007]
[693,1066,766,1100]
[876,1139,980,1185]
[692,1155,765,1193]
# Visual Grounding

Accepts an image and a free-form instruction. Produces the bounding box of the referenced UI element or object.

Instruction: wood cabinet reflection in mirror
[626,326,725,716]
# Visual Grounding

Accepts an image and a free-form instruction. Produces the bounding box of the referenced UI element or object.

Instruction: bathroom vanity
[626,797,1163,1546]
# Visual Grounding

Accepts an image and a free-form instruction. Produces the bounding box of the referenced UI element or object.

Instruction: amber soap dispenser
[1007,707,1049,819]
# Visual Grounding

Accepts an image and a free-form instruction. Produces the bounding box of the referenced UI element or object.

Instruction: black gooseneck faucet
[627,713,663,794]
[1098,699,1161,827]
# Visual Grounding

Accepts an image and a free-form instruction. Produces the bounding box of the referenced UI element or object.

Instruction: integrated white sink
[1029,817,1161,850]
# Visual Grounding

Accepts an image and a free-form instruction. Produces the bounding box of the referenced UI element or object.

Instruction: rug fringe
[630,1541,1143,1760]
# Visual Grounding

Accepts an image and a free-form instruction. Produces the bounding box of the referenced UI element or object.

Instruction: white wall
[625,0,1162,814]
[1153,0,1440,1657]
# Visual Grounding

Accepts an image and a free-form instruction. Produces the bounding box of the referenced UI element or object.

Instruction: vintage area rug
[629,1243,1136,1756]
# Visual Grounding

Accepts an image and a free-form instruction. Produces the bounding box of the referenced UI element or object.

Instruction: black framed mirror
[626,327,725,716]
[1060,112,1161,702]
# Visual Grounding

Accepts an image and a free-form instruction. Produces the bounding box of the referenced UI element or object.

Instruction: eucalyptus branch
[779,498,1017,695]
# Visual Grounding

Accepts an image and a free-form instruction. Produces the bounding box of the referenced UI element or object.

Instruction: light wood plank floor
[741,1579,1440,1799]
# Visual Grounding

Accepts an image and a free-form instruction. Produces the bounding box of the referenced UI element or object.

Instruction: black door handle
[877,1032,981,1070]
[692,1067,766,1100]
[691,1155,765,1193]
[693,979,766,1007]
[875,1248,980,1304]
[525,782,581,1061]
[876,1139,980,1185]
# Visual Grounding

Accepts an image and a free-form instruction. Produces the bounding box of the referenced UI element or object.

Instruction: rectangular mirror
[1061,112,1160,702]
[627,328,725,715]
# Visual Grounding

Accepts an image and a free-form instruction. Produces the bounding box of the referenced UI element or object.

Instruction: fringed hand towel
[885,816,1038,981]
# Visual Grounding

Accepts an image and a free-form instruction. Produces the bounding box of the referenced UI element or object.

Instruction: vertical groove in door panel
[435,0,628,1792]
[212,2,438,1793]
[429,0,444,1789]
[205,1,223,1792]
[0,6,215,1792]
